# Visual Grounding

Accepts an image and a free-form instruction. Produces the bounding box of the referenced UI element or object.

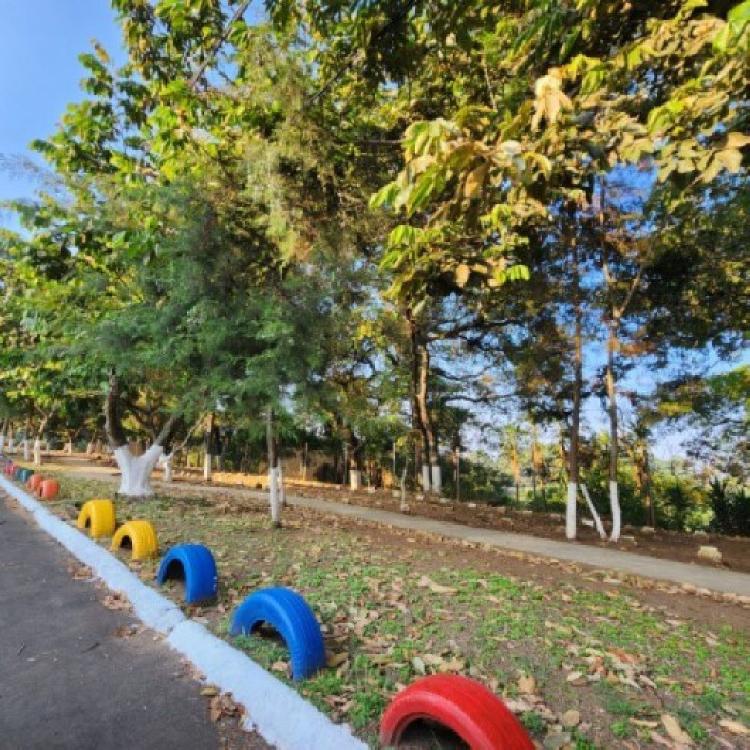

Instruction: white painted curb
[0,474,367,750]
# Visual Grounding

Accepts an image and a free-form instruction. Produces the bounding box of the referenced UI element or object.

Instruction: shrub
[708,479,750,536]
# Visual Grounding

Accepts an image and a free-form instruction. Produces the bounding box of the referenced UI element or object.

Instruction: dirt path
[40,457,750,597]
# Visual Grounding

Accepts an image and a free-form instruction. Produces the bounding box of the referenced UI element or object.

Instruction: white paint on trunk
[278,466,286,507]
[566,481,577,540]
[204,452,213,481]
[430,464,442,495]
[609,480,621,542]
[580,484,607,540]
[0,435,4,451]
[349,469,361,491]
[269,468,281,525]
[33,439,42,467]
[7,438,15,453]
[421,464,431,492]
[22,439,30,461]
[65,441,73,454]
[86,442,95,455]
[114,444,163,497]
[160,453,174,482]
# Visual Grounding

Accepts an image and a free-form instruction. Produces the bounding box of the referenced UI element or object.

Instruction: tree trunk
[33,439,42,467]
[567,245,583,540]
[642,441,656,528]
[266,409,281,527]
[580,483,607,539]
[606,319,621,542]
[416,340,439,492]
[104,374,177,497]
[203,413,214,481]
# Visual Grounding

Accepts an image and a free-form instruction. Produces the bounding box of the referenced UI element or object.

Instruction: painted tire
[27,474,44,492]
[379,675,534,750]
[230,587,325,680]
[38,479,60,500]
[111,520,158,560]
[156,544,218,604]
[14,467,25,481]
[77,499,117,538]
[17,468,34,483]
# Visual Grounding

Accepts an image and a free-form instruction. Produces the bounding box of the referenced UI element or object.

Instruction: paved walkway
[0,494,268,750]
[267,492,750,596]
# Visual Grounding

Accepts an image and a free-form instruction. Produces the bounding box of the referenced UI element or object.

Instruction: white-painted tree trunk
[22,439,31,461]
[278,465,286,507]
[0,435,4,451]
[86,442,95,455]
[65,441,73,455]
[421,464,431,492]
[566,481,577,540]
[580,484,607,540]
[430,464,442,495]
[159,453,174,482]
[204,452,213,481]
[114,444,163,497]
[269,467,281,525]
[609,481,621,542]
[7,438,15,454]
[350,469,361,490]
[33,439,42,467]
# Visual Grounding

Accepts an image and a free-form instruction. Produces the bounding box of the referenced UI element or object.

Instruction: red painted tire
[27,474,44,492]
[38,479,60,500]
[379,675,533,750]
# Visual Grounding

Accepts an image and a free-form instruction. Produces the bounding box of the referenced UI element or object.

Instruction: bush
[708,479,750,536]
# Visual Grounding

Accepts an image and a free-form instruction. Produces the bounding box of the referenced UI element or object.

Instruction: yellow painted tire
[111,520,158,560]
[76,499,117,538]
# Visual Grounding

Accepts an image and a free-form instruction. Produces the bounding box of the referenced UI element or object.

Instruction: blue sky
[0,0,123,227]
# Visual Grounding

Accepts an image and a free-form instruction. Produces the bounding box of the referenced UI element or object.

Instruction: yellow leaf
[725,132,750,150]
[464,162,488,198]
[455,264,471,287]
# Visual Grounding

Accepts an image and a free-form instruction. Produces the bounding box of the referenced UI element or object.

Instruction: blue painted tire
[18,468,34,482]
[156,544,218,604]
[230,587,325,680]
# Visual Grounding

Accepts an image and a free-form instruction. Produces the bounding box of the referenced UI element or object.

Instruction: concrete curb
[0,474,366,750]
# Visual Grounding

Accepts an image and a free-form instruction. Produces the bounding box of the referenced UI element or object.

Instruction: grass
[30,471,750,748]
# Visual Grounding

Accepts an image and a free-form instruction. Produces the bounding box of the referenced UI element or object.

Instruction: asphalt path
[0,493,270,750]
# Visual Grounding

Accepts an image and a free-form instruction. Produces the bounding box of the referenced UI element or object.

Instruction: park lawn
[37,473,750,749]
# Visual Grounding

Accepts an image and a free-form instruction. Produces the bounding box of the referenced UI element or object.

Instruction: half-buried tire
[76,499,117,539]
[111,519,158,560]
[229,587,325,681]
[156,543,218,604]
[379,675,534,750]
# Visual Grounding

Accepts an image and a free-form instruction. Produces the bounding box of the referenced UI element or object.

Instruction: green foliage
[709,479,750,536]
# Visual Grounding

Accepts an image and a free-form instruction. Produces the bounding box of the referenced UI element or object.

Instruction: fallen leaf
[518,674,536,694]
[719,719,749,735]
[661,714,694,746]
[562,709,580,727]
[412,656,426,674]
[325,651,348,668]
[417,575,457,595]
